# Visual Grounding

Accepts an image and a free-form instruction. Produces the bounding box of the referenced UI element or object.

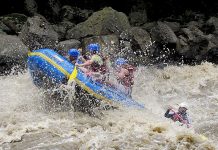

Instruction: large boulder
[129,11,147,26]
[149,22,178,63]
[60,5,93,23]
[0,35,28,74]
[128,27,151,52]
[0,21,12,34]
[119,28,151,65]
[66,7,131,40]
[206,17,218,35]
[206,47,218,64]
[24,0,38,16]
[176,26,209,60]
[52,21,75,40]
[56,39,81,56]
[163,21,181,33]
[19,15,59,50]
[0,13,28,34]
[150,21,178,45]
[126,27,151,64]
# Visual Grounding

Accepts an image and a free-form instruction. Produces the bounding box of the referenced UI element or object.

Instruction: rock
[66,7,131,40]
[82,35,119,60]
[163,21,180,33]
[176,26,209,60]
[186,21,204,29]
[56,39,81,56]
[119,28,151,65]
[128,27,151,56]
[52,21,75,40]
[0,30,7,35]
[207,34,218,47]
[0,21,12,34]
[0,13,28,34]
[24,0,38,15]
[206,47,218,64]
[60,5,93,23]
[141,22,156,32]
[0,35,28,74]
[19,15,59,50]
[206,17,218,35]
[151,21,178,45]
[129,11,147,26]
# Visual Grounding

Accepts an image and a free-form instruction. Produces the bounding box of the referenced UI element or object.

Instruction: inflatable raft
[27,49,144,109]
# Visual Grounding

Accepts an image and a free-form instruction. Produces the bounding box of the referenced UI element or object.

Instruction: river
[0,62,217,149]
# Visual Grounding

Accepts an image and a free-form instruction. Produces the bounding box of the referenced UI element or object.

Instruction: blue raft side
[28,48,74,84]
[28,49,144,109]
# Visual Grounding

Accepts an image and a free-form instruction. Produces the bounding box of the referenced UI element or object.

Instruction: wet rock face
[151,22,178,45]
[66,7,131,40]
[0,13,28,35]
[176,26,210,61]
[60,5,93,24]
[0,35,28,74]
[19,15,58,50]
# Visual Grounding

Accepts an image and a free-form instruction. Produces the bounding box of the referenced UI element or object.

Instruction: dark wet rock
[66,7,131,40]
[163,21,181,33]
[127,27,151,64]
[141,22,156,32]
[60,5,93,23]
[0,35,28,74]
[186,21,204,29]
[52,21,75,40]
[56,39,81,56]
[44,0,61,21]
[0,13,28,34]
[119,30,150,65]
[24,0,38,16]
[207,34,218,47]
[181,11,205,23]
[206,47,218,64]
[129,11,147,26]
[151,21,178,45]
[176,26,209,60]
[0,29,7,35]
[19,15,58,50]
[0,21,12,34]
[206,17,218,35]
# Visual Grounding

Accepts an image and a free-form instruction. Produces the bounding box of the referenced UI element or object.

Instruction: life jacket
[118,64,136,88]
[172,111,189,124]
[90,54,107,75]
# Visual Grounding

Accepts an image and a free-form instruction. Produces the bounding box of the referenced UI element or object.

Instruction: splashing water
[0,62,217,149]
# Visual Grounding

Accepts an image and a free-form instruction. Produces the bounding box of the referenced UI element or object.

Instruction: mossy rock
[66,7,130,39]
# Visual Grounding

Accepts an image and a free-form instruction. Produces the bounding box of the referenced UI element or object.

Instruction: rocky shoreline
[1,0,218,75]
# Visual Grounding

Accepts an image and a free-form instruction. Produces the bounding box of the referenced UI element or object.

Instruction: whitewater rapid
[0,62,217,149]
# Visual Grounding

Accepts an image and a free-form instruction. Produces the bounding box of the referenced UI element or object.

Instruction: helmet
[178,102,188,109]
[87,43,100,52]
[68,49,80,57]
[115,58,127,66]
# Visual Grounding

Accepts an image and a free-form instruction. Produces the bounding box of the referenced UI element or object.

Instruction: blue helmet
[68,49,80,57]
[115,58,127,66]
[87,43,100,52]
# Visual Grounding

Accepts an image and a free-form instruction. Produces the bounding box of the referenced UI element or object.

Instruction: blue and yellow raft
[27,49,144,109]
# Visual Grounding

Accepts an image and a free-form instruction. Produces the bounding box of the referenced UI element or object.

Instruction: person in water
[164,102,191,128]
[76,43,107,81]
[114,58,136,97]
[68,48,80,64]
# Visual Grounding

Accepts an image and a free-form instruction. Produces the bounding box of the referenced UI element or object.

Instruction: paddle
[169,108,191,128]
